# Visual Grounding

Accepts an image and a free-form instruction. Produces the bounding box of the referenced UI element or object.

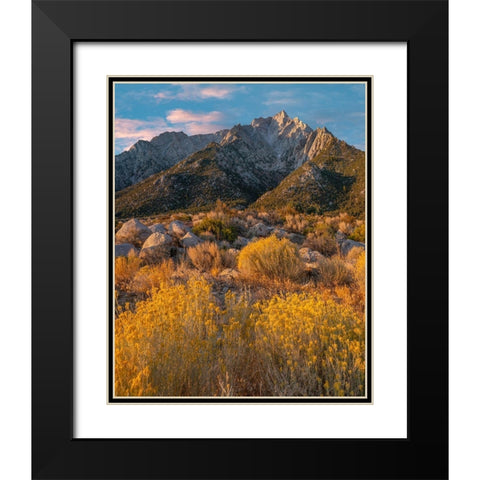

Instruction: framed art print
[109,76,372,404]
[33,1,448,479]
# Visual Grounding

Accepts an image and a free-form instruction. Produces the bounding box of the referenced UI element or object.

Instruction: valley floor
[114,204,366,397]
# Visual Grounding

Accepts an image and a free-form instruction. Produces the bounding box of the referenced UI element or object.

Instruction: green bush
[349,223,365,243]
[193,218,239,242]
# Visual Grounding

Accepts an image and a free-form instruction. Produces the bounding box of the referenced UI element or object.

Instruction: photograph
[111,79,370,400]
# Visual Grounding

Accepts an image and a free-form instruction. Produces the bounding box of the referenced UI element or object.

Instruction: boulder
[149,223,167,234]
[115,243,138,257]
[339,239,365,257]
[299,247,324,263]
[272,228,288,238]
[180,231,201,248]
[115,218,152,247]
[310,250,324,262]
[287,232,305,245]
[250,222,273,237]
[168,220,191,238]
[233,236,249,248]
[139,232,174,263]
[335,230,348,243]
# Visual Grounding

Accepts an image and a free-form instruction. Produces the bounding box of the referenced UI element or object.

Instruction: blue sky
[114,82,366,154]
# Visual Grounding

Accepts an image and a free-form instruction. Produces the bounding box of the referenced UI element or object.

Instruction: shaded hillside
[115,142,274,217]
[115,130,227,191]
[253,136,365,216]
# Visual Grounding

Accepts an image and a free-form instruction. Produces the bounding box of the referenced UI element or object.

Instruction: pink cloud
[166,109,223,124]
[154,85,238,102]
[115,117,171,152]
[153,92,173,100]
[115,118,168,139]
[199,86,234,99]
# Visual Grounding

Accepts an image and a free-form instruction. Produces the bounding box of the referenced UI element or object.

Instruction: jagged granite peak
[115,113,365,218]
[115,129,228,191]
[253,136,366,216]
[115,111,321,192]
[115,111,364,215]
[115,141,274,217]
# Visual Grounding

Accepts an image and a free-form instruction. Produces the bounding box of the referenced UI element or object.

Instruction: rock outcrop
[115,218,152,247]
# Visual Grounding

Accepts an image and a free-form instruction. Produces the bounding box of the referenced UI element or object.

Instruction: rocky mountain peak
[317,126,332,135]
[273,109,289,122]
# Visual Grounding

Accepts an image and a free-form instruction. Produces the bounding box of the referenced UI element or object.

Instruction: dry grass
[316,256,354,286]
[304,233,338,257]
[187,242,236,274]
[115,253,142,291]
[284,214,310,234]
[238,236,304,281]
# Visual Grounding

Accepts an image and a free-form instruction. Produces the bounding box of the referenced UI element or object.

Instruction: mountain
[253,132,365,216]
[115,111,365,218]
[115,130,228,191]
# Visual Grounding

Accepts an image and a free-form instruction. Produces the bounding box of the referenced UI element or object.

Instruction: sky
[114,82,366,154]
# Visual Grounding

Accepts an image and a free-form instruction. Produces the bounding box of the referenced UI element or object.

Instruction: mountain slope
[253,130,365,216]
[115,111,366,218]
[115,130,227,191]
[115,141,274,217]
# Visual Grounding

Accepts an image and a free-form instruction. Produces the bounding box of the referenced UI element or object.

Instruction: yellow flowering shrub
[115,277,220,396]
[254,293,365,396]
[237,236,304,281]
[115,261,365,397]
[131,259,175,294]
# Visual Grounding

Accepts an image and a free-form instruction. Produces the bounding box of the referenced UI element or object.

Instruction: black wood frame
[32,1,448,478]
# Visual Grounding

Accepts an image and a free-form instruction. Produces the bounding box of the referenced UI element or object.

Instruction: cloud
[262,90,300,106]
[115,117,169,152]
[165,109,227,136]
[154,85,240,102]
[166,109,223,124]
[153,92,172,100]
[199,86,234,99]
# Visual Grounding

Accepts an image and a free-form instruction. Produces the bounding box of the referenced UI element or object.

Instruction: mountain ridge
[115,111,365,218]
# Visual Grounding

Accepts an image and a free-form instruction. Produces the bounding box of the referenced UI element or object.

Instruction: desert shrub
[115,253,142,291]
[187,242,235,274]
[346,246,365,265]
[115,275,366,397]
[115,278,220,396]
[237,236,304,281]
[304,233,338,257]
[349,223,365,243]
[254,293,365,396]
[284,214,310,234]
[312,221,335,237]
[353,250,366,290]
[193,218,239,242]
[217,290,260,395]
[192,212,207,226]
[170,212,191,223]
[338,221,354,235]
[316,256,353,286]
[131,260,175,294]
